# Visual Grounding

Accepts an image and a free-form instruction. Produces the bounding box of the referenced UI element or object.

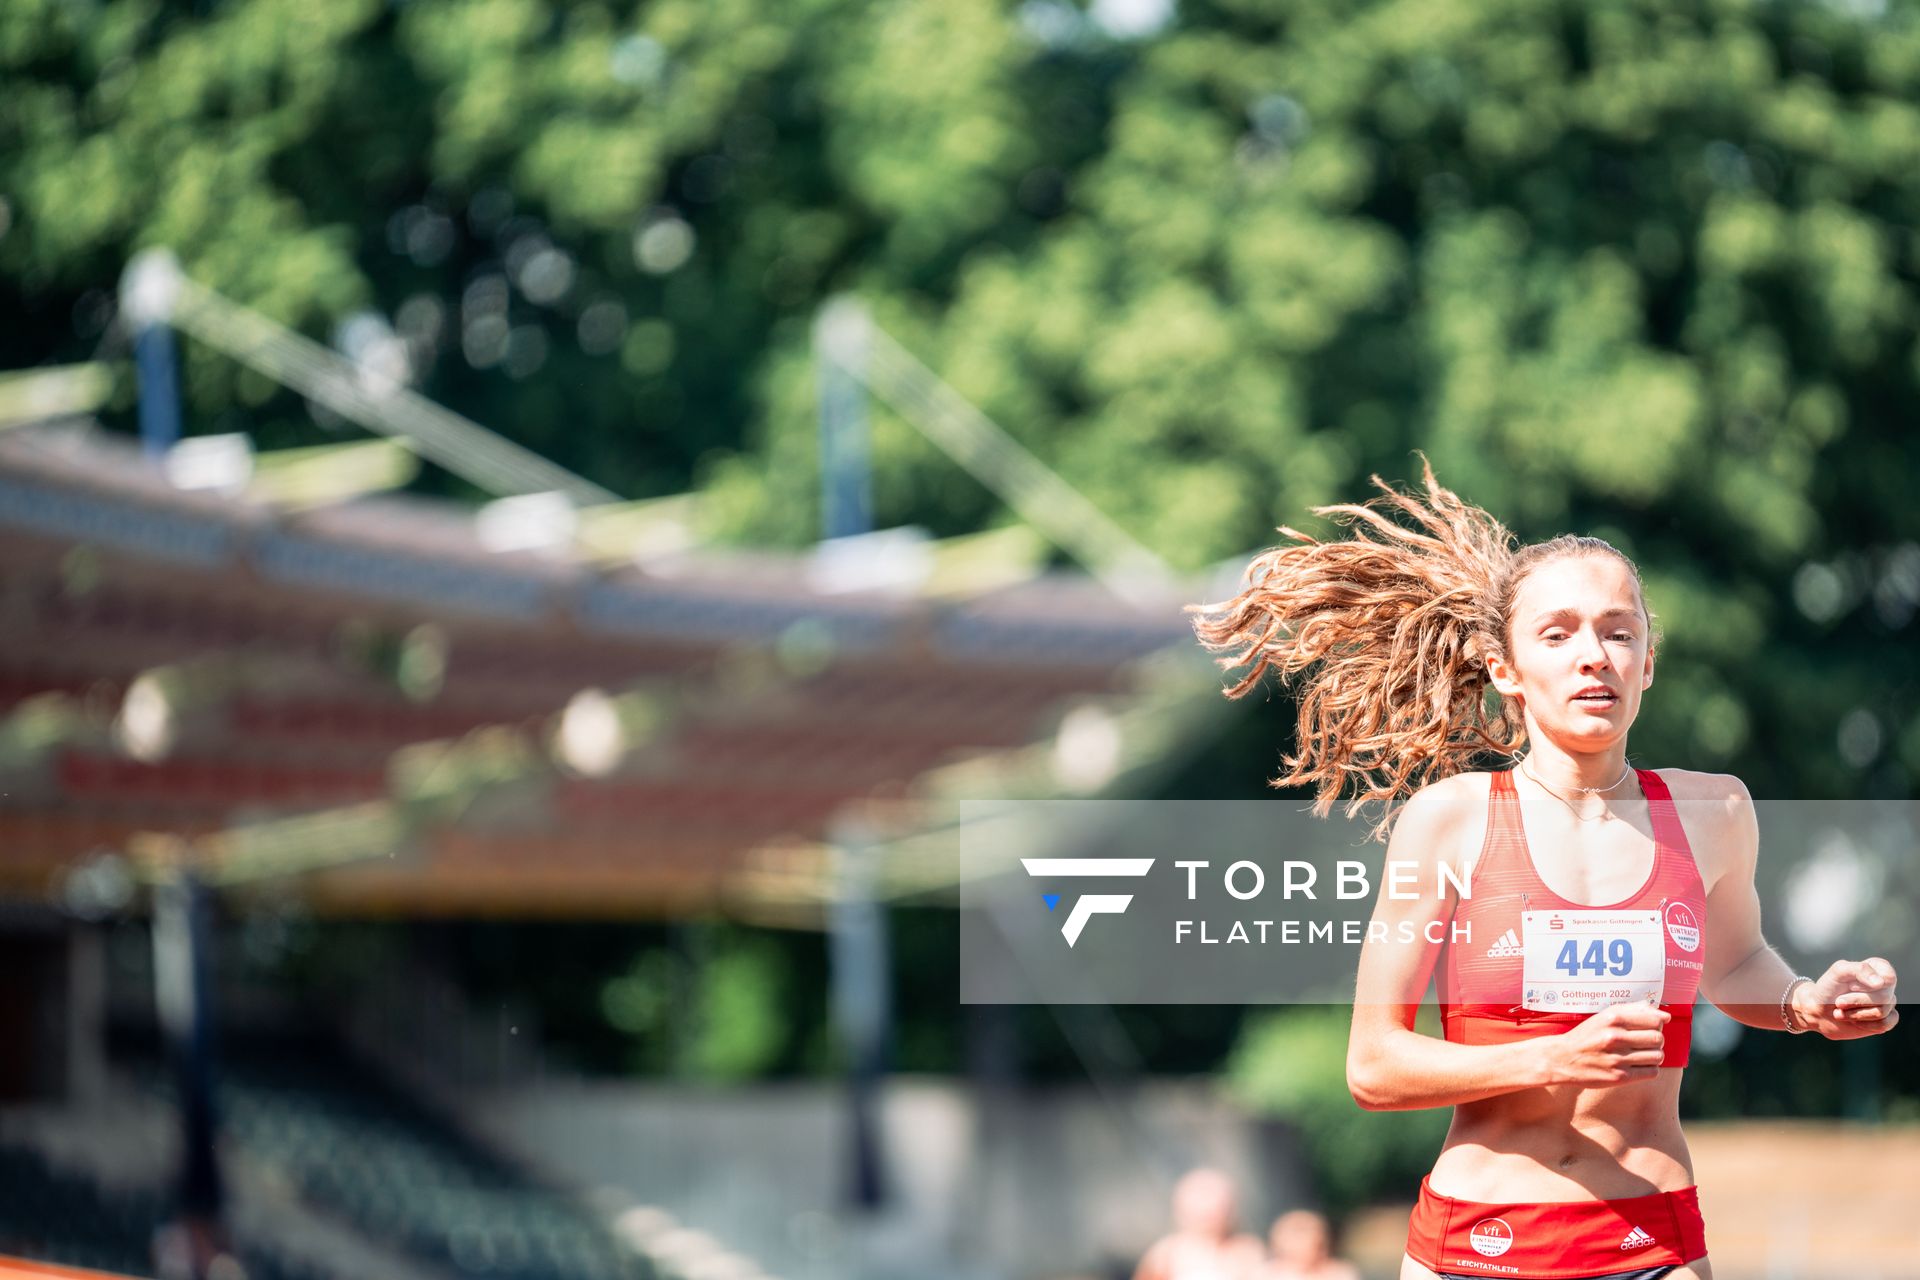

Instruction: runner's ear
[1486,649,1523,699]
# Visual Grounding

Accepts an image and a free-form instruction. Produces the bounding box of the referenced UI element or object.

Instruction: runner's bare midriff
[1428,1071,1694,1202]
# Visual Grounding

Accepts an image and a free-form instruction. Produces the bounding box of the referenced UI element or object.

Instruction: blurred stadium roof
[0,417,1232,925]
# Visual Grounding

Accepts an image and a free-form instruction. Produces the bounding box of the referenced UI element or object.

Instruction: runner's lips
[1572,687,1618,705]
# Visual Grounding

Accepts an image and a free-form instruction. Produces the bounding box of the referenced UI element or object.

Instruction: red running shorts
[1405,1176,1708,1279]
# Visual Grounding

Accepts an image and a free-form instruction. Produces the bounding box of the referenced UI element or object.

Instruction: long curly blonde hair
[1189,456,1655,841]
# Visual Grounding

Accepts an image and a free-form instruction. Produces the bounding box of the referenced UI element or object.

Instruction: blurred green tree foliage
[599,922,792,1078]
[2,0,1916,794]
[1227,1005,1449,1218]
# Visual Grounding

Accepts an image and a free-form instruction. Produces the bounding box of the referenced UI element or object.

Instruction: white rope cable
[824,309,1177,603]
[137,254,618,506]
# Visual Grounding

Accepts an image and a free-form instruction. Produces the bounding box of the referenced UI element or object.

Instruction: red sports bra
[1438,768,1707,1067]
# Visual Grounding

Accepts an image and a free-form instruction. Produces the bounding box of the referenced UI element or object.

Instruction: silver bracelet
[1781,975,1813,1034]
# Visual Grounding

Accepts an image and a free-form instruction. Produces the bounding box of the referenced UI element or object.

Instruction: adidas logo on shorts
[1486,928,1523,958]
[1620,1226,1656,1250]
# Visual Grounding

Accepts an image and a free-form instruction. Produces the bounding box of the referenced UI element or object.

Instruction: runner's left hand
[1797,957,1899,1039]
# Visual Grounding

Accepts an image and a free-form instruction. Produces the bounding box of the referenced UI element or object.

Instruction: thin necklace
[1518,755,1635,823]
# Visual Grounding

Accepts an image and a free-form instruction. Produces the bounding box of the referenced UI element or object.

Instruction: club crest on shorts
[1468,1217,1514,1257]
[1664,902,1701,953]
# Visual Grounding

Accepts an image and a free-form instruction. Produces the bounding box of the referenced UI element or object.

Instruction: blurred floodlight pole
[818,300,891,1210]
[122,250,186,460]
[152,869,229,1273]
[121,249,616,505]
[815,296,874,541]
[828,816,891,1212]
[815,297,1177,605]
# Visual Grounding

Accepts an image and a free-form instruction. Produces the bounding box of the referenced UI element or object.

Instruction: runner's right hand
[1541,1002,1670,1086]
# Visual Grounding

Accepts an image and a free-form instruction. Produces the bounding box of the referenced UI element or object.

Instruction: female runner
[1193,460,1899,1280]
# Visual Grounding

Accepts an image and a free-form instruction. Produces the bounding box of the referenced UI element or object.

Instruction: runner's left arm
[1699,775,1899,1037]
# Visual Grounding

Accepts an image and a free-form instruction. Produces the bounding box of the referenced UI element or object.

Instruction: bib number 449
[1555,937,1634,977]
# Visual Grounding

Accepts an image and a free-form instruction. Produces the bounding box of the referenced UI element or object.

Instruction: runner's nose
[1576,626,1612,673]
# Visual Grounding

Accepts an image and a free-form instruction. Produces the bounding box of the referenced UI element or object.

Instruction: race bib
[1520,909,1665,1014]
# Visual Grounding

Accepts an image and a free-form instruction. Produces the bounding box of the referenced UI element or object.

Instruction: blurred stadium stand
[0,1138,166,1275]
[0,417,1211,916]
[130,1030,655,1280]
[0,412,1230,1279]
[0,1017,660,1280]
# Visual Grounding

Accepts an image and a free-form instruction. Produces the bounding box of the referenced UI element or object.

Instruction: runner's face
[1490,555,1653,748]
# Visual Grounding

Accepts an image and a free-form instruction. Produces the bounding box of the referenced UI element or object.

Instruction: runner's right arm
[1345,778,1668,1110]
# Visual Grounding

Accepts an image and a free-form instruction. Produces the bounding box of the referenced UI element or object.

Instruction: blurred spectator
[152,1213,246,1280]
[1259,1209,1358,1280]
[1132,1168,1265,1280]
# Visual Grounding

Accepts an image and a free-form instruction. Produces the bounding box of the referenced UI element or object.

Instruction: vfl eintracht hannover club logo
[1020,858,1155,947]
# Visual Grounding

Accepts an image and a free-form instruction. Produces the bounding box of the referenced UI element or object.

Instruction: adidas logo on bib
[1486,928,1523,958]
[1620,1226,1656,1250]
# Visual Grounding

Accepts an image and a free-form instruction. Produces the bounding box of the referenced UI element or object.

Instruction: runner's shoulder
[1645,766,1755,822]
[1646,767,1758,879]
[1388,770,1492,861]
[1412,767,1499,812]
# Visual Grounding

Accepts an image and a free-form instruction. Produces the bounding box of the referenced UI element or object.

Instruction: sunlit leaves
[821,0,1032,266]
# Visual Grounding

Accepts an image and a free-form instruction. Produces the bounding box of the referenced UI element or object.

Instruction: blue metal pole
[817,301,887,1208]
[123,252,184,461]
[154,870,229,1275]
[815,298,872,541]
[829,819,891,1210]
[134,321,182,460]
